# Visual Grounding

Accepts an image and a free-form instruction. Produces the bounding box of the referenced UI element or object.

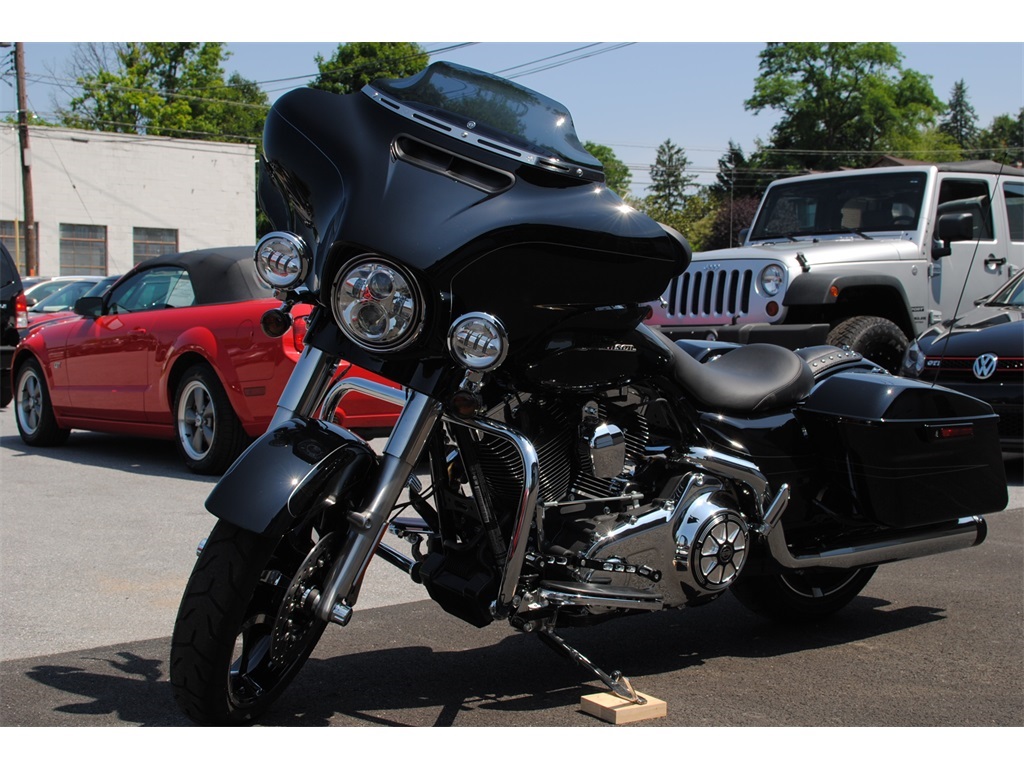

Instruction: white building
[1,124,256,277]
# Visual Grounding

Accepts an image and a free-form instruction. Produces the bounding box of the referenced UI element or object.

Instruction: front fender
[205,417,378,537]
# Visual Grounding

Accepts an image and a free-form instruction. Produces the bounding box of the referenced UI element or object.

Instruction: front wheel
[730,566,877,622]
[170,520,338,725]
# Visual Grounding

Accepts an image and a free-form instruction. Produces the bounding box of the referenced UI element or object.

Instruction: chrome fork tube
[269,346,340,429]
[314,390,442,623]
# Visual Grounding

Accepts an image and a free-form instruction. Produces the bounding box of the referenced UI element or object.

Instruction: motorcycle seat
[668,341,814,413]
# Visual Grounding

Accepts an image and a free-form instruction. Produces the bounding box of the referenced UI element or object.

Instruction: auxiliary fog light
[448,312,509,371]
[254,232,310,290]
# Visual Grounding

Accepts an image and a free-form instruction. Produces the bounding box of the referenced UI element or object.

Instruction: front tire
[730,566,876,622]
[14,358,70,446]
[173,364,245,475]
[826,316,908,373]
[170,520,335,725]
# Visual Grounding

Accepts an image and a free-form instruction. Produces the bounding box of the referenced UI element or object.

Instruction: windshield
[750,172,928,241]
[987,271,1024,307]
[370,61,602,178]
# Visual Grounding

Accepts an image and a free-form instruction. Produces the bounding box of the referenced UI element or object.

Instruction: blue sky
[4,11,1023,196]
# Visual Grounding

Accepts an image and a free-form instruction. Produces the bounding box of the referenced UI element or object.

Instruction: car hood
[918,304,1023,356]
[694,237,919,267]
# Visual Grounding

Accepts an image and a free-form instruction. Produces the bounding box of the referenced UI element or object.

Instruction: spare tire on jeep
[826,316,908,373]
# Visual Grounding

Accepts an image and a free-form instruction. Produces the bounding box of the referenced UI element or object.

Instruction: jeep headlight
[331,256,423,352]
[254,232,311,290]
[759,265,785,297]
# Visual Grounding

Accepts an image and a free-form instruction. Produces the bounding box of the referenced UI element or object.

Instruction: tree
[647,139,695,212]
[976,109,1024,166]
[584,141,632,197]
[58,43,268,144]
[311,42,428,95]
[938,79,979,150]
[745,43,944,170]
[710,140,781,203]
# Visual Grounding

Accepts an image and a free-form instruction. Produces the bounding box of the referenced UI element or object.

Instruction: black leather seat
[668,342,814,413]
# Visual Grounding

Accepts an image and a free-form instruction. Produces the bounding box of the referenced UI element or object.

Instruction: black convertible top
[132,246,270,305]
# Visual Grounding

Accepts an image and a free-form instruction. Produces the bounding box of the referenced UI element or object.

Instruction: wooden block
[580,691,667,724]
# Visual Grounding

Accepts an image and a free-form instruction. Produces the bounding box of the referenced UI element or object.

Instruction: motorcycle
[169,62,1008,725]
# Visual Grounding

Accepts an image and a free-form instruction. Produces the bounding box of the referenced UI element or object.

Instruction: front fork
[271,347,443,624]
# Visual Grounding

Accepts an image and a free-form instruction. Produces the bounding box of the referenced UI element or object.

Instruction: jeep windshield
[749,171,928,242]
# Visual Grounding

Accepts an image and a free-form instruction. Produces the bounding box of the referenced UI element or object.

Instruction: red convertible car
[11,247,400,474]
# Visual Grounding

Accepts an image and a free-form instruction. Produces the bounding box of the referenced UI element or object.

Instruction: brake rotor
[270,532,338,665]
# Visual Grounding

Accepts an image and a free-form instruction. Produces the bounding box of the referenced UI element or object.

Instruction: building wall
[0,125,256,276]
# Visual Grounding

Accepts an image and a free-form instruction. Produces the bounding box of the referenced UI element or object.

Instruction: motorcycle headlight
[331,256,424,352]
[254,232,310,290]
[448,313,508,371]
[759,264,785,297]
[901,340,927,377]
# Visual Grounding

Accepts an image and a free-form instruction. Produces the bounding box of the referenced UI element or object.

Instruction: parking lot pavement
[1,404,1021,728]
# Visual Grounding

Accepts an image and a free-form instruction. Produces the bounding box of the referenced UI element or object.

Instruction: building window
[1,220,39,275]
[133,227,179,265]
[59,223,107,275]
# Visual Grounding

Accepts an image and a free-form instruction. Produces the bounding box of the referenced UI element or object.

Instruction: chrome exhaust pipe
[766,515,987,571]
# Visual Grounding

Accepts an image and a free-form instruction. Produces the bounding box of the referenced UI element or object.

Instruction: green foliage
[746,43,943,170]
[584,141,632,197]
[938,80,979,149]
[976,109,1024,166]
[310,42,429,95]
[58,43,268,144]
[637,187,715,251]
[647,139,696,212]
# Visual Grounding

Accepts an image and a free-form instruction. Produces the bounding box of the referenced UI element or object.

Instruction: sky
[3,9,1024,196]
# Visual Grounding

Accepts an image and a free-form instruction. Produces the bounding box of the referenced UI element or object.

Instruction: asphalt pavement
[1,403,1021,728]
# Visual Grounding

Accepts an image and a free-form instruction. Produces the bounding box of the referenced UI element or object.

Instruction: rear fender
[205,417,378,537]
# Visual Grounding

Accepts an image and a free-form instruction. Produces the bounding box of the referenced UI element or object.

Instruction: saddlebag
[798,371,1007,528]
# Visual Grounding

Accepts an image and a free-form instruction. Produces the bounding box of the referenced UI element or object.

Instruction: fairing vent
[393,135,515,194]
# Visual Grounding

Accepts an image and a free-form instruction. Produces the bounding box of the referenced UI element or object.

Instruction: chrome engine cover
[582,474,749,607]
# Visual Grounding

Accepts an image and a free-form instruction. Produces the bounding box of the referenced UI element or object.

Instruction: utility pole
[15,43,37,276]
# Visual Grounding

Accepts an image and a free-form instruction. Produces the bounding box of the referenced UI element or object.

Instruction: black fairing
[259,65,689,375]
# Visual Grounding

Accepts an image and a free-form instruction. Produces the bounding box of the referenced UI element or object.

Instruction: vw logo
[973,353,998,380]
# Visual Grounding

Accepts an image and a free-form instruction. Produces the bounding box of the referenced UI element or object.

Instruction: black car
[901,270,1024,454]
[1,243,26,407]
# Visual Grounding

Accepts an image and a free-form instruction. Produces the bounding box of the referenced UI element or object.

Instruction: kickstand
[537,623,646,705]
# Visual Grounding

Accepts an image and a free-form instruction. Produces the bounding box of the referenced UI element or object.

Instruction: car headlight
[331,256,423,352]
[254,232,310,290]
[448,312,509,371]
[901,340,926,377]
[759,265,784,297]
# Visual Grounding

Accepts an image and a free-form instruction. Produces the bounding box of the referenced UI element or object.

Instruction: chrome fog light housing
[901,340,927,377]
[254,232,311,290]
[448,312,509,371]
[759,264,784,296]
[331,256,423,351]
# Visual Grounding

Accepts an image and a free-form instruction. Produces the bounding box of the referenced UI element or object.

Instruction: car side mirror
[932,212,974,259]
[738,227,750,245]
[74,296,104,318]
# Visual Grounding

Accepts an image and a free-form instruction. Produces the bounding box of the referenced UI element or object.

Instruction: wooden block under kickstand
[580,691,667,724]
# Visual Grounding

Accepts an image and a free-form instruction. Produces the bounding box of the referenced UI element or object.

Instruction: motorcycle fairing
[205,418,377,537]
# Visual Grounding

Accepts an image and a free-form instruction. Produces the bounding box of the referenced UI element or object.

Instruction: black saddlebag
[798,371,1007,528]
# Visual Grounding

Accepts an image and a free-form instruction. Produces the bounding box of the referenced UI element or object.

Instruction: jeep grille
[651,259,786,327]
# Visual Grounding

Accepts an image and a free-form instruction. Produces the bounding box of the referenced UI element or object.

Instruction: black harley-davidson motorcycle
[169,62,1008,725]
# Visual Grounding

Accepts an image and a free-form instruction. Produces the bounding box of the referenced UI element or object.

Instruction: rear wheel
[826,316,908,373]
[14,358,70,446]
[173,364,245,475]
[170,520,338,725]
[731,566,876,622]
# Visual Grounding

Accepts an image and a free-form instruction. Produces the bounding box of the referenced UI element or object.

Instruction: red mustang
[11,247,400,474]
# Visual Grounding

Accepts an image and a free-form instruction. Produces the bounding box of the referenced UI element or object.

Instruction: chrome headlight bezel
[448,312,509,371]
[759,264,785,297]
[330,255,425,353]
[254,231,311,290]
